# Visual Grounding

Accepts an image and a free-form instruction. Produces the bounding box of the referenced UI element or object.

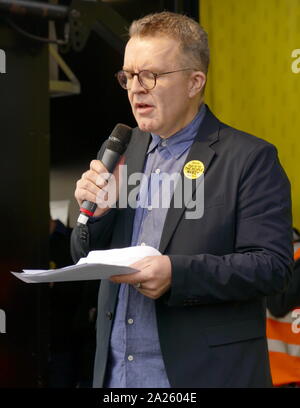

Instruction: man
[71,12,293,387]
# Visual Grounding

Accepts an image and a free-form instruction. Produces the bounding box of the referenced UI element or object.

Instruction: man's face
[123,36,200,138]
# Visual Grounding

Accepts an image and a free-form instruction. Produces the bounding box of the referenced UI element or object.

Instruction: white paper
[11,245,161,284]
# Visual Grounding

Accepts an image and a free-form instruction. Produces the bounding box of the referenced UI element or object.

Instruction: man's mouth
[135,103,154,113]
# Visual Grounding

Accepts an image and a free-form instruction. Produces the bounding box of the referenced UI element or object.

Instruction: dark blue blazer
[71,106,293,387]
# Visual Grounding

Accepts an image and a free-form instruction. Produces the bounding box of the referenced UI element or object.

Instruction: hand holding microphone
[75,124,132,225]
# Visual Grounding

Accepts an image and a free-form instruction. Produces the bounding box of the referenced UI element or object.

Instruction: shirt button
[155,168,160,174]
[128,318,134,325]
[148,205,152,211]
[128,355,134,361]
[141,242,146,246]
[161,140,167,147]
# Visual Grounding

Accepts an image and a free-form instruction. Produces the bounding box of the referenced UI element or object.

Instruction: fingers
[110,270,145,286]
[75,174,101,207]
[109,255,172,300]
[90,159,108,174]
[74,156,125,217]
[74,160,109,207]
[109,257,158,287]
[129,257,153,271]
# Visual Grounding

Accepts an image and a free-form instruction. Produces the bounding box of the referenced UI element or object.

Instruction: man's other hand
[110,255,172,299]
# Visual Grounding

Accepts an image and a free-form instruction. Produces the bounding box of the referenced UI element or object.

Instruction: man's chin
[137,120,157,134]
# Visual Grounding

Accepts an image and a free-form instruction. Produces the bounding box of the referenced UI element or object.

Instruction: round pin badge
[183,160,205,179]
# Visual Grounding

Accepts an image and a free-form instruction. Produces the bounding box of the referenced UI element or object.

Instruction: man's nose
[130,75,147,93]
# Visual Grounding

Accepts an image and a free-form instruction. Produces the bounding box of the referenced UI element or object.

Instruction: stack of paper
[11,245,161,283]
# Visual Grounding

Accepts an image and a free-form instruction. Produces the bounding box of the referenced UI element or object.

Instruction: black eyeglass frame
[115,68,194,90]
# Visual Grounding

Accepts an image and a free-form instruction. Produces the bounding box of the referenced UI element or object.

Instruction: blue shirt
[104,105,206,388]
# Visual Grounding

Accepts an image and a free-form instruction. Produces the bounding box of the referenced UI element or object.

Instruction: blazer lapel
[159,107,221,253]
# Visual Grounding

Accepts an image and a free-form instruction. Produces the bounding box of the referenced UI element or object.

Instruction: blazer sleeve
[267,259,300,317]
[168,143,294,306]
[70,210,118,263]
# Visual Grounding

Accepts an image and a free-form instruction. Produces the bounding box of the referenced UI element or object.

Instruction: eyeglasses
[115,68,194,90]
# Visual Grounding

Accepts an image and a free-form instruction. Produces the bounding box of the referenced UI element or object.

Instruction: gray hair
[128,11,210,74]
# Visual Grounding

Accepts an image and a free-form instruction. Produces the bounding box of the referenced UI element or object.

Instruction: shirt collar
[147,104,206,159]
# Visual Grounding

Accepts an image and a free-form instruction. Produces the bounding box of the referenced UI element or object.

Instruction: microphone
[77,123,132,226]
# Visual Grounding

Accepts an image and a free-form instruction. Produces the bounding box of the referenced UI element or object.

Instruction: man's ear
[188,71,206,98]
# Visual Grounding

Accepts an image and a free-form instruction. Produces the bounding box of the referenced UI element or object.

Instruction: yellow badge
[183,160,205,179]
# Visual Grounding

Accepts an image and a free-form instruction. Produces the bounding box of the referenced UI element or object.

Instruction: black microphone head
[107,123,132,154]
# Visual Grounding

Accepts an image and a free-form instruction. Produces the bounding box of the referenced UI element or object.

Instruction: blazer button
[106,311,113,320]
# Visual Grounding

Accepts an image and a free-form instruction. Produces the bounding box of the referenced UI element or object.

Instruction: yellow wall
[200,0,300,229]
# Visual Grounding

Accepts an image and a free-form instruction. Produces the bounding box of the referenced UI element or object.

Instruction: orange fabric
[295,247,300,261]
[267,318,300,345]
[269,351,300,386]
[266,243,300,386]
